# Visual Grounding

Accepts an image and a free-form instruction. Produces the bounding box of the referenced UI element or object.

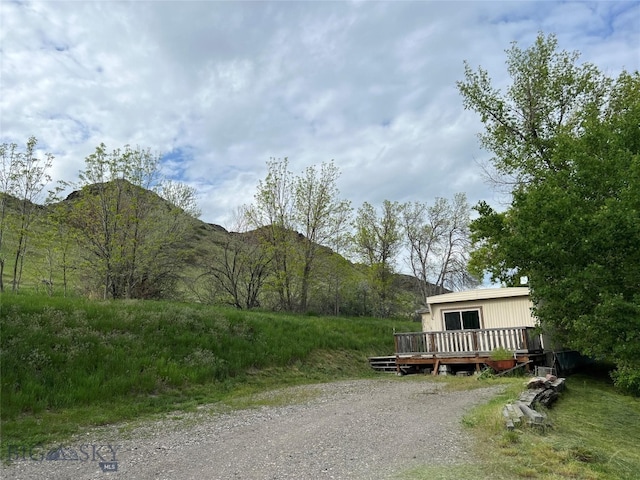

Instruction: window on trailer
[443,309,481,330]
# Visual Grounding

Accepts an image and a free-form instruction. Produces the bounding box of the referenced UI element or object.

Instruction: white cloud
[1,0,638,227]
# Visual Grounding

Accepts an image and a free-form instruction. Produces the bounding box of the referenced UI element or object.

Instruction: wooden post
[433,359,440,376]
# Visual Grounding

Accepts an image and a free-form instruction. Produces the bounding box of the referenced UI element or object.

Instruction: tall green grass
[1,292,414,446]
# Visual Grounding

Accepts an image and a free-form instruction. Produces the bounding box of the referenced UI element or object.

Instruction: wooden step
[368,355,397,373]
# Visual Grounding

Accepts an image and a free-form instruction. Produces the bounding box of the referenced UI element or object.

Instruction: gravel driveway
[3,378,502,480]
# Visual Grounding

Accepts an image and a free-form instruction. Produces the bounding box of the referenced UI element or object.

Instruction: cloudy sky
[1,1,638,229]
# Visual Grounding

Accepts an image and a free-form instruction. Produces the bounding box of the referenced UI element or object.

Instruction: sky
[1,0,639,230]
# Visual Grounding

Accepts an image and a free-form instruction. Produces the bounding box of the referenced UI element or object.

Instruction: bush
[490,347,514,361]
[610,362,640,396]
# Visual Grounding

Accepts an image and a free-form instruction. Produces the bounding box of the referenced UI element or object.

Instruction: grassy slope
[0,292,415,447]
[400,375,640,480]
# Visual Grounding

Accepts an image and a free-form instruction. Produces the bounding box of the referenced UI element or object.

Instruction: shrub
[490,347,514,361]
[610,362,640,396]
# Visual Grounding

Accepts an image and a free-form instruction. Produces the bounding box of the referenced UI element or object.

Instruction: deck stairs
[368,355,397,373]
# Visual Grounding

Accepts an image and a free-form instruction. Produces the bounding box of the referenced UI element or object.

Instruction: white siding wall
[422,295,536,332]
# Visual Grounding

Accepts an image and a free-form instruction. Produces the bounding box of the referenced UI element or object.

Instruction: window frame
[441,307,483,331]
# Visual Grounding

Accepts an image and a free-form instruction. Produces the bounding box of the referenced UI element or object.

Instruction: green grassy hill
[0,292,415,446]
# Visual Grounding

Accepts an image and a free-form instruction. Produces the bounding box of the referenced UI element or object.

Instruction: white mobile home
[422,287,536,332]
[395,287,544,374]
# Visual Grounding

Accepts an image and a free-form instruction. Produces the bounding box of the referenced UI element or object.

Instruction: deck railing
[394,327,542,356]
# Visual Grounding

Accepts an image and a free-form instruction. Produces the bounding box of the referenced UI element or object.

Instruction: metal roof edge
[426,287,531,305]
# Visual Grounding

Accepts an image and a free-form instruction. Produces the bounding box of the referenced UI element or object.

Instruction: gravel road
[3,378,503,480]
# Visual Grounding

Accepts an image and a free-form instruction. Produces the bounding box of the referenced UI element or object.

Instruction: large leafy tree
[294,161,352,312]
[245,158,351,312]
[458,33,609,187]
[62,144,198,299]
[460,33,640,393]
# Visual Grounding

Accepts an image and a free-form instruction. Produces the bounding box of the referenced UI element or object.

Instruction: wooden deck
[394,327,544,374]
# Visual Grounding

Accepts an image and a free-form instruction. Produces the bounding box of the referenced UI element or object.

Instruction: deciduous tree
[158,180,201,218]
[62,144,198,299]
[458,32,609,188]
[352,200,403,317]
[294,161,352,312]
[244,158,297,310]
[0,137,53,292]
[0,142,20,292]
[460,33,640,394]
[403,193,477,304]
[245,158,351,312]
[203,210,271,309]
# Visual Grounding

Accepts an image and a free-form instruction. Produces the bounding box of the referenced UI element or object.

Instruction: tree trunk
[12,232,25,292]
